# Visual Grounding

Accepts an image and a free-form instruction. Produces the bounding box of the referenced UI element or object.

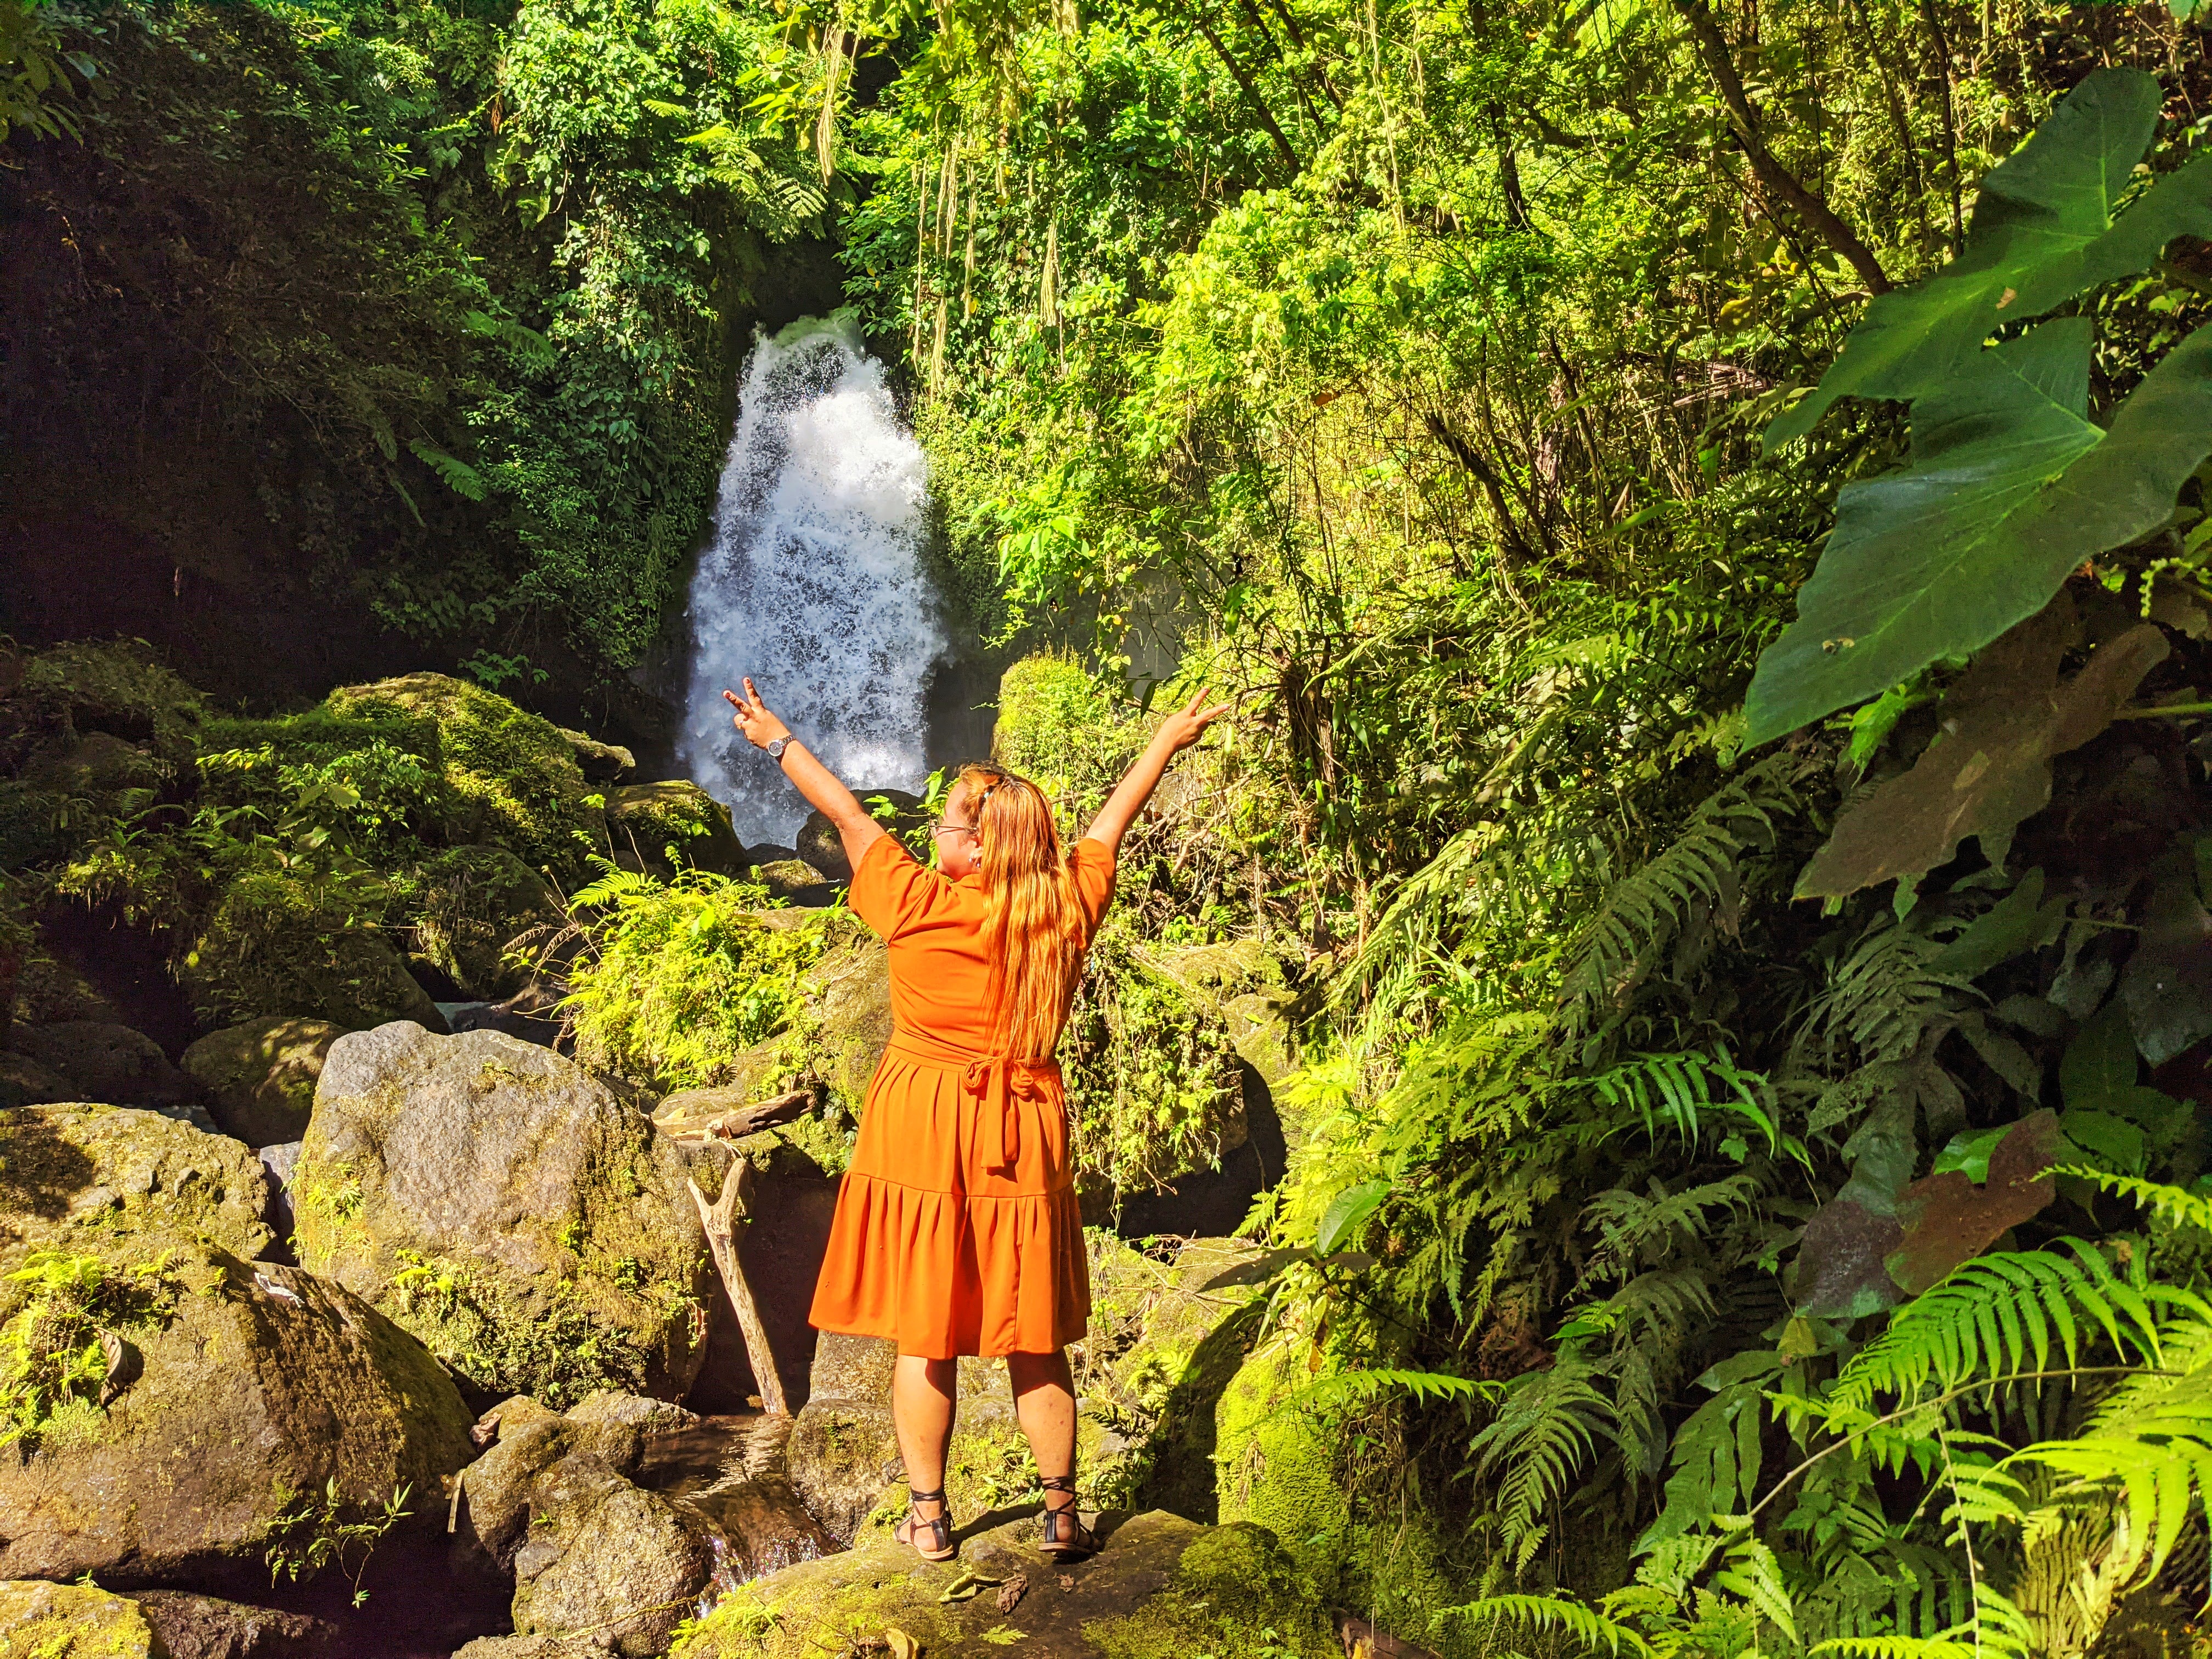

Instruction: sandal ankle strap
[1039,1476,1078,1494]
[907,1487,949,1504]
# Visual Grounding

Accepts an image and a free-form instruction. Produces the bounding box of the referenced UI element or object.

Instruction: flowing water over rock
[679,314,942,846]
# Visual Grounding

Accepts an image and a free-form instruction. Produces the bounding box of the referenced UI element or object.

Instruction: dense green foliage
[815,0,2212,1651]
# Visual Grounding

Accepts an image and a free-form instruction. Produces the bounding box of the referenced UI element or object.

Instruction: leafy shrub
[180,860,421,1029]
[994,652,1144,811]
[0,1249,182,1453]
[561,862,827,1090]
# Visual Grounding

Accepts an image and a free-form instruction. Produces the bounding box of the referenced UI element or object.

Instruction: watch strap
[766,737,790,760]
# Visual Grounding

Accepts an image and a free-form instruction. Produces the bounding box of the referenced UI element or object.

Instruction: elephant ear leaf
[1745,317,2212,750]
[1765,68,2212,450]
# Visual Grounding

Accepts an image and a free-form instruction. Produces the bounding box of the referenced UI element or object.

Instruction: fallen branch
[687,1155,789,1417]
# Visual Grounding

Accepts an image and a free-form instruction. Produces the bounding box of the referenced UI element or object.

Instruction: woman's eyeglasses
[929,820,979,842]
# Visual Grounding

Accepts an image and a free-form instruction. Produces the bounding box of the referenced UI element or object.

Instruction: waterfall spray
[679,314,943,846]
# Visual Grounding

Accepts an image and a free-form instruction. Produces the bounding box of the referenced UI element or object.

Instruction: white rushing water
[678,314,943,846]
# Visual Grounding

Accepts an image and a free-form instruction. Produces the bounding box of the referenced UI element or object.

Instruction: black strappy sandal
[1038,1475,1098,1558]
[895,1486,957,1562]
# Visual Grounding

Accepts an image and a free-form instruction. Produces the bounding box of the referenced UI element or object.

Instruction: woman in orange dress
[723,677,1224,1561]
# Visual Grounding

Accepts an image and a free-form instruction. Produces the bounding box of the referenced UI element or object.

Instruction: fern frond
[1280,1367,1502,1416]
[1468,1348,1618,1570]
[1561,751,1809,1031]
[1441,1593,1654,1657]
[1827,1243,2156,1414]
[1591,1047,1788,1157]
[2058,1167,2212,1234]
[406,441,486,501]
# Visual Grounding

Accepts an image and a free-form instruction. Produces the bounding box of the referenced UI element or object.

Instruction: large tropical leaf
[1744,319,2212,748]
[1765,69,2212,450]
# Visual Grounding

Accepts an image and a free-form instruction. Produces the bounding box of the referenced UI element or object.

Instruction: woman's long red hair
[959,761,1086,1058]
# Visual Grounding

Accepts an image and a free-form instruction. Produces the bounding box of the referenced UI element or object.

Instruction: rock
[749,859,836,905]
[181,1017,341,1148]
[1224,990,1300,1091]
[479,1393,565,1442]
[606,781,747,877]
[0,1103,273,1276]
[258,1139,301,1238]
[438,1001,564,1048]
[670,1509,1336,1658]
[786,1332,904,1541]
[509,1448,716,1656]
[295,1022,709,1407]
[29,730,168,798]
[5,640,206,769]
[569,1390,701,1435]
[558,726,636,783]
[127,1589,340,1658]
[16,1020,196,1108]
[453,1640,571,1659]
[0,1578,163,1657]
[182,868,448,1034]
[326,674,605,883]
[0,1245,475,1593]
[452,1415,646,1572]
[9,950,125,1025]
[0,1048,69,1108]
[412,847,568,1001]
[807,923,890,1118]
[797,791,927,883]
[1146,936,1299,1097]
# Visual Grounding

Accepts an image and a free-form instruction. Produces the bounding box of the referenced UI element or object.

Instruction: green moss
[410,844,564,999]
[180,864,433,1030]
[382,1249,656,1408]
[0,1580,162,1657]
[993,652,1144,811]
[606,779,744,873]
[1085,1523,1338,1659]
[1216,1345,1352,1593]
[4,640,206,770]
[325,674,601,879]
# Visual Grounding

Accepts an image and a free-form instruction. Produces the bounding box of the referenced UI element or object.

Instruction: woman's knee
[1006,1348,1071,1394]
[895,1353,957,1395]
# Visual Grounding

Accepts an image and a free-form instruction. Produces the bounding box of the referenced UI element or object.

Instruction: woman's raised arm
[724,679,885,873]
[1082,687,1229,858]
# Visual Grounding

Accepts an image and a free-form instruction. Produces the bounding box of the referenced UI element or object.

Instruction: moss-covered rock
[14,1021,196,1110]
[804,921,890,1119]
[0,1051,69,1109]
[558,726,635,783]
[509,1447,717,1657]
[1144,940,1299,1090]
[1215,1341,1348,1590]
[325,674,602,881]
[671,1510,1334,1659]
[606,781,747,876]
[0,1579,163,1658]
[410,845,566,1000]
[0,1104,273,1283]
[180,866,443,1032]
[295,1022,709,1407]
[751,858,837,904]
[180,1015,342,1148]
[1,640,206,773]
[0,1245,473,1594]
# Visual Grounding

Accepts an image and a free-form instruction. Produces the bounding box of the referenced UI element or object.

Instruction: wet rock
[295,1022,709,1407]
[749,859,837,905]
[0,1578,162,1657]
[0,1048,69,1108]
[797,792,926,883]
[0,1246,474,1593]
[570,1390,701,1435]
[182,1017,341,1148]
[16,1019,196,1109]
[412,847,567,1002]
[509,1449,717,1656]
[670,1509,1336,1658]
[608,781,747,877]
[0,1103,272,1276]
[558,727,636,784]
[128,1589,341,1658]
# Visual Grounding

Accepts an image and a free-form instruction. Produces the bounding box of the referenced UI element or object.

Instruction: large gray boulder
[128,1589,341,1657]
[0,1246,474,1594]
[0,1103,272,1277]
[182,1017,342,1148]
[15,1020,196,1109]
[294,1023,709,1407]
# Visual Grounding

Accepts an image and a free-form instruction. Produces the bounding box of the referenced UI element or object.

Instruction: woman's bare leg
[893,1354,957,1550]
[1007,1348,1077,1496]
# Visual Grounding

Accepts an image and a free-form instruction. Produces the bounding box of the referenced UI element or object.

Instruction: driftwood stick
[687,1155,788,1416]
[662,1086,815,1149]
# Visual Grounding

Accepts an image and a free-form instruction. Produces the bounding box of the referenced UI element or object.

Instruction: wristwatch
[766,737,791,761]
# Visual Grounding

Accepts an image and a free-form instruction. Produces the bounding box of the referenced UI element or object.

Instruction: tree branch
[1193,14,1303,176]
[1669,0,1893,295]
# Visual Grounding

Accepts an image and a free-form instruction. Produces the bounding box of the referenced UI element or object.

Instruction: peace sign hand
[722,679,793,752]
[1156,687,1230,755]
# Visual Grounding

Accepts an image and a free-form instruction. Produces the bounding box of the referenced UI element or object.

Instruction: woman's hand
[1153,687,1229,756]
[723,679,793,752]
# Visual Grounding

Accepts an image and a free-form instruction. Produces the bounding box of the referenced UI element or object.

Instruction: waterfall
[678,314,943,847]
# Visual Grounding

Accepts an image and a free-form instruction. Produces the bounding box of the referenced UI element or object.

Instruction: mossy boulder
[180,867,444,1032]
[797,793,926,884]
[295,1022,709,1407]
[671,1510,1335,1659]
[606,781,747,876]
[0,1579,163,1658]
[325,674,602,881]
[0,1104,272,1280]
[803,918,890,1118]
[180,1016,342,1148]
[10,950,125,1025]
[127,1590,340,1657]
[14,1022,196,1110]
[558,726,635,783]
[27,731,168,800]
[0,1245,474,1594]
[452,1414,647,1572]
[751,859,836,904]
[508,1447,718,1657]
[1145,939,1299,1090]
[1,640,206,773]
[0,1051,69,1109]
[1215,1341,1350,1592]
[410,846,566,1000]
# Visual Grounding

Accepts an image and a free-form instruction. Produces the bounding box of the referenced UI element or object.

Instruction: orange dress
[808,833,1116,1358]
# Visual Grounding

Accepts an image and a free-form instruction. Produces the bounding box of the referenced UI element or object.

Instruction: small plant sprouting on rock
[0,1249,180,1453]
[264,1476,412,1606]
